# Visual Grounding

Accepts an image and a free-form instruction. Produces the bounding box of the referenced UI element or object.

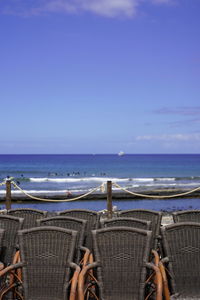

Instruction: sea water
[0,154,200,211]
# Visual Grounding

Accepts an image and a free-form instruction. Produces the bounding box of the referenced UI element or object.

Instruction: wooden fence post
[107,181,113,219]
[6,179,12,210]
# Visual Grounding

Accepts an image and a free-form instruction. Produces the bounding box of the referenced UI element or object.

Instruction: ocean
[0,154,200,212]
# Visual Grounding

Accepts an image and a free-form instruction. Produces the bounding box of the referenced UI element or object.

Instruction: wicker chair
[100,217,151,231]
[78,227,162,300]
[172,210,200,223]
[57,209,100,250]
[7,208,47,229]
[161,222,200,299]
[0,226,80,300]
[118,209,162,250]
[37,216,87,263]
[0,215,23,266]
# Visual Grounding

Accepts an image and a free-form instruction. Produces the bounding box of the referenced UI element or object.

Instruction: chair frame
[78,226,163,300]
[161,222,200,299]
[7,208,47,229]
[172,210,200,223]
[0,226,80,300]
[100,217,151,231]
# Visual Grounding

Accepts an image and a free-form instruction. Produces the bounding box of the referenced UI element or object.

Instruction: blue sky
[0,0,200,154]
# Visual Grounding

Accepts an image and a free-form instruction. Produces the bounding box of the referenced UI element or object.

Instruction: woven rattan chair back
[37,216,86,263]
[92,227,152,300]
[118,209,162,250]
[172,210,200,223]
[161,222,200,297]
[18,226,77,300]
[100,217,151,231]
[0,215,23,266]
[7,208,47,229]
[57,209,100,250]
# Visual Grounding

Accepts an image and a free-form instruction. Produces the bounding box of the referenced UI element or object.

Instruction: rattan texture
[92,226,152,300]
[57,209,100,250]
[18,226,77,300]
[0,215,23,266]
[37,216,87,263]
[118,209,162,250]
[161,222,200,299]
[0,228,5,251]
[172,210,200,223]
[100,217,151,231]
[7,208,48,229]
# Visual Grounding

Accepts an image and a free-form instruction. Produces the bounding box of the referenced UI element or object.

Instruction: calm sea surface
[0,154,200,211]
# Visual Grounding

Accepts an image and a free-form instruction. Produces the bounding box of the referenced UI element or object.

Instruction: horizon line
[0,153,200,155]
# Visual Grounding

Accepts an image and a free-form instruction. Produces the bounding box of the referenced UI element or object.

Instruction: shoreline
[1,188,200,202]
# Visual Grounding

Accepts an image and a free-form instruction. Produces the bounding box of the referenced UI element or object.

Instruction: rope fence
[113,182,200,199]
[1,179,200,212]
[11,181,106,203]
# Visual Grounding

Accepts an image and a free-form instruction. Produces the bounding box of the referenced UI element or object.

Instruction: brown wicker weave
[37,216,87,263]
[118,209,162,250]
[161,222,200,299]
[7,208,48,229]
[78,226,163,300]
[0,226,80,300]
[172,210,200,223]
[57,209,100,250]
[0,215,23,266]
[0,228,5,252]
[100,217,151,231]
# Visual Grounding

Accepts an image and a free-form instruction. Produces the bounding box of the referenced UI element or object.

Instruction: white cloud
[136,133,200,142]
[79,0,137,18]
[0,0,176,18]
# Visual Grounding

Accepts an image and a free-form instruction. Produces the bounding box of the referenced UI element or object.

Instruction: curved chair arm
[0,262,23,277]
[78,262,99,300]
[80,246,91,267]
[158,261,170,300]
[146,262,163,300]
[151,249,160,266]
[69,262,81,300]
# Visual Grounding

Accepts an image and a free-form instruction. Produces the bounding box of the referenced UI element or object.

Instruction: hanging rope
[113,182,200,199]
[11,181,106,202]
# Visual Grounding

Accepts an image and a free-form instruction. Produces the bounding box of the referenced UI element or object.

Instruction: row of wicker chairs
[0,208,200,299]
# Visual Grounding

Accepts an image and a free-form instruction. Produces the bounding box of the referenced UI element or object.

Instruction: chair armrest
[151,249,160,266]
[80,246,91,266]
[158,260,170,300]
[146,262,163,300]
[0,262,23,277]
[78,262,99,300]
[69,262,81,300]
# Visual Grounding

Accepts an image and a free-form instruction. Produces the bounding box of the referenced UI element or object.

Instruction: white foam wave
[29,177,129,183]
[154,178,176,181]
[133,178,154,182]
[0,189,89,195]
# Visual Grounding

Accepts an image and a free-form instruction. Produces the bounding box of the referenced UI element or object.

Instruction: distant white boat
[118,151,125,156]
